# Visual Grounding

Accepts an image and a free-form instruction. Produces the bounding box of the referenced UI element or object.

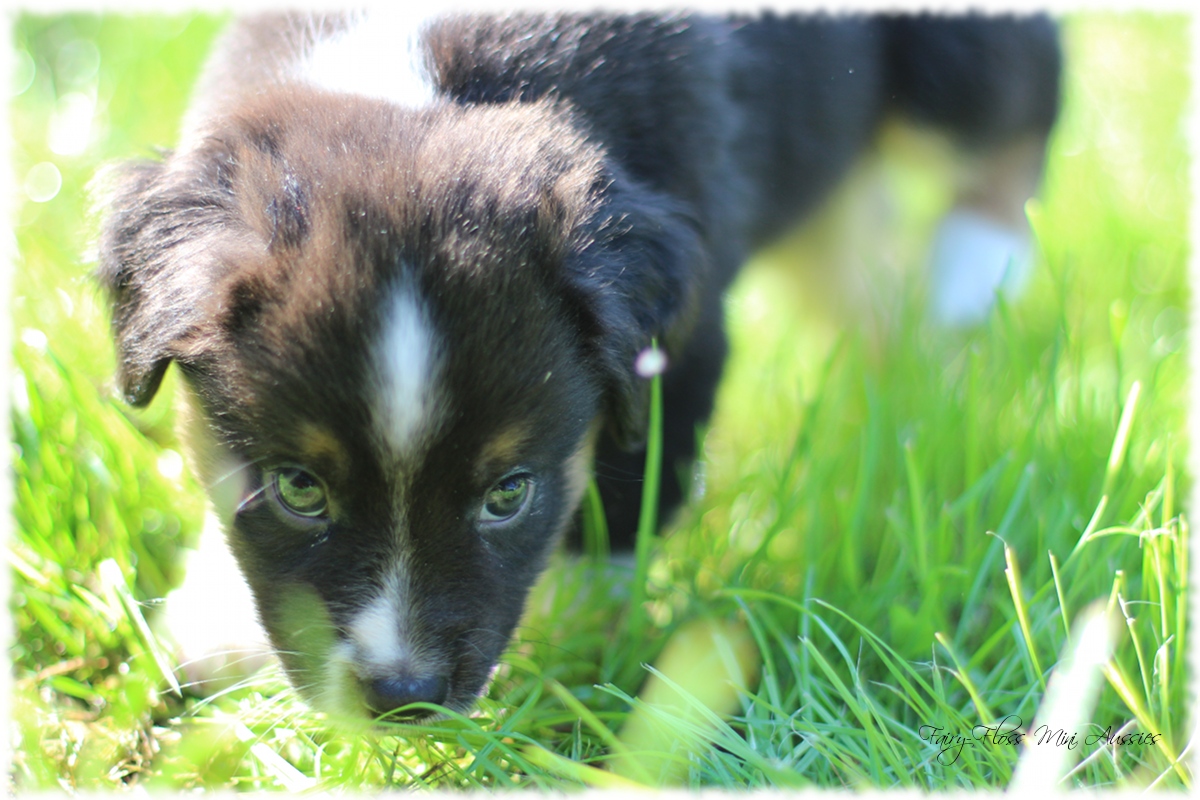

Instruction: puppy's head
[98,87,703,717]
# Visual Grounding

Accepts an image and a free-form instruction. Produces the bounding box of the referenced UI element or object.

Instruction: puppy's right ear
[562,179,707,451]
[96,144,237,406]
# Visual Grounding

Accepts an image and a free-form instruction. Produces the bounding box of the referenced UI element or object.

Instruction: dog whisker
[235,484,268,513]
[206,455,264,486]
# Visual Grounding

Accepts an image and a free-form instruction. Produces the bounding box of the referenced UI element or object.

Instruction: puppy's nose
[365,673,448,717]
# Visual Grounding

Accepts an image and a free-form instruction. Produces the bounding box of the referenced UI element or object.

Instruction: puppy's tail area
[880,15,1063,326]
[879,14,1062,149]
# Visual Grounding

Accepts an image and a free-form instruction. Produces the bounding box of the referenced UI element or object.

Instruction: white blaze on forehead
[373,281,441,460]
[299,9,440,108]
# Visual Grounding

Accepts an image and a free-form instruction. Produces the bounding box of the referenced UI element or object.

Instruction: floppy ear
[564,180,707,450]
[96,141,240,406]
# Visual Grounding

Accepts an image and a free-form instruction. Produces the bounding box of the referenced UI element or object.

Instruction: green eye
[272,467,328,517]
[480,474,533,522]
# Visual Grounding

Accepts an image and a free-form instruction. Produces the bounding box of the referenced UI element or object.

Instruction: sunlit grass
[9,12,1190,791]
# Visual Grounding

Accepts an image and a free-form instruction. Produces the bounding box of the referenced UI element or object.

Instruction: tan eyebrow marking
[476,424,532,478]
[298,423,351,481]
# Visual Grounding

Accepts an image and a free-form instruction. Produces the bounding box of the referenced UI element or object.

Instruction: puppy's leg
[883,16,1061,325]
[159,511,273,692]
[929,136,1047,325]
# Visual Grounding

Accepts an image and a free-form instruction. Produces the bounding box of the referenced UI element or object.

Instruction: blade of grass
[627,358,664,649]
[1009,603,1115,790]
[1102,380,1140,496]
[934,632,993,725]
[995,534,1046,691]
[521,746,649,791]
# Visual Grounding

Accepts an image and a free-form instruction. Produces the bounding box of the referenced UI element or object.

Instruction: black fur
[97,12,1060,717]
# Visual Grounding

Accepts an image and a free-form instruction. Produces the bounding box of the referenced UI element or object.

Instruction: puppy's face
[193,252,598,719]
[196,264,598,718]
[100,87,703,717]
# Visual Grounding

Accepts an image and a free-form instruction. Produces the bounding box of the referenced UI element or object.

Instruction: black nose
[364,673,449,717]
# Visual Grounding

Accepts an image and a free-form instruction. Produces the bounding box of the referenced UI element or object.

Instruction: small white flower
[634,346,667,378]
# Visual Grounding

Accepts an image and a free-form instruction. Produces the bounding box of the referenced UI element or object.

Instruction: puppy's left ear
[563,182,707,450]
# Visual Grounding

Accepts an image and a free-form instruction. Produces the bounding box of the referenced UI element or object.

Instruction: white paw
[929,209,1033,326]
[159,515,273,693]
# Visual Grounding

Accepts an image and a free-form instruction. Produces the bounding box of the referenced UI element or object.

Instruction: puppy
[98,10,1060,718]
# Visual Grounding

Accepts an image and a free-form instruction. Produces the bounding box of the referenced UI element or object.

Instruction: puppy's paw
[928,209,1033,326]
[159,517,273,693]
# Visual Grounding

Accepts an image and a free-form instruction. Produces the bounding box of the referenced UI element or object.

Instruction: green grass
[9,12,1191,791]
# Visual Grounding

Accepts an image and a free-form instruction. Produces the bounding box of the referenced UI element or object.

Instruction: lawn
[8,11,1190,791]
